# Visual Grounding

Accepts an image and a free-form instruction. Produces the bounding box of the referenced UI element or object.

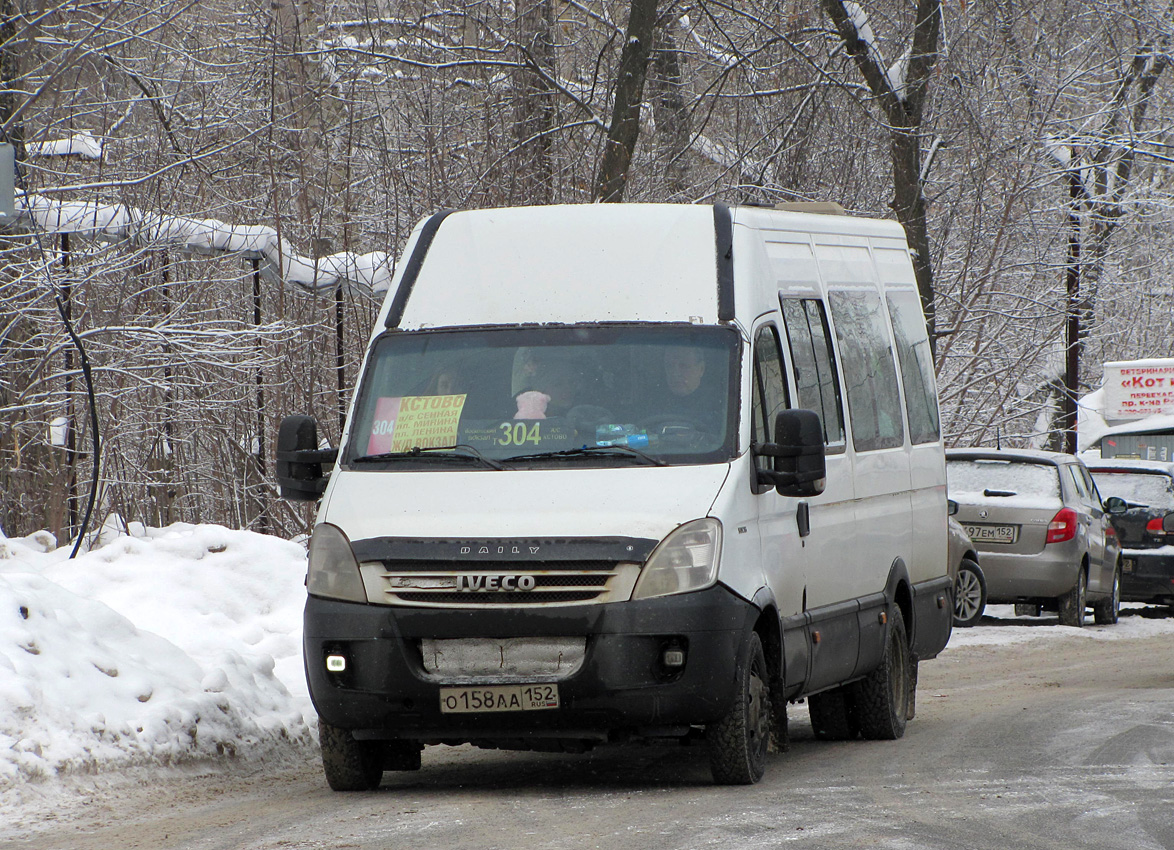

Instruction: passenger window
[827,290,905,452]
[1067,466,1089,500]
[886,291,941,444]
[780,298,845,448]
[751,325,789,479]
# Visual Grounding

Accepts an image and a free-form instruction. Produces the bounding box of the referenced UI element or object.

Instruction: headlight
[632,518,722,600]
[307,523,367,602]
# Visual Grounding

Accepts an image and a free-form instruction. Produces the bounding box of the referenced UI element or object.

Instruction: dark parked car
[946,449,1122,627]
[1086,459,1174,612]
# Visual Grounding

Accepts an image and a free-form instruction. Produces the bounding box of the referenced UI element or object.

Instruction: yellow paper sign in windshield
[389,395,467,451]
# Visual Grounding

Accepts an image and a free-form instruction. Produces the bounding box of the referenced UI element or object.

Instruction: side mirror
[1163,513,1174,534]
[948,499,959,516]
[275,415,338,502]
[1104,496,1128,515]
[753,409,826,497]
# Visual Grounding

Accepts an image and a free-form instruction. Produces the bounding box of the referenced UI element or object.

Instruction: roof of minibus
[380,203,910,331]
[387,204,720,329]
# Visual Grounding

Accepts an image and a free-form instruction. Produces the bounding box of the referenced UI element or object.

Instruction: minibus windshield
[346,324,740,468]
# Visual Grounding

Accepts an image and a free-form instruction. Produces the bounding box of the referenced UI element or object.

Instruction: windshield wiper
[505,445,667,467]
[351,444,504,470]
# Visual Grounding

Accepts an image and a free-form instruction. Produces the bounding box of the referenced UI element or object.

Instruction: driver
[664,346,706,399]
[652,346,723,435]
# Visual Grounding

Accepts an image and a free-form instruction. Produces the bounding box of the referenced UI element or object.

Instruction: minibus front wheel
[319,720,383,791]
[707,631,771,785]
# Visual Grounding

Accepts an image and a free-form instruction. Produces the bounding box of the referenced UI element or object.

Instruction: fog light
[326,654,347,673]
[663,649,685,667]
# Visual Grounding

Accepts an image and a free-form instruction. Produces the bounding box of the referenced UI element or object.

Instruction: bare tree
[991,0,1173,450]
[820,0,943,346]
[595,0,660,202]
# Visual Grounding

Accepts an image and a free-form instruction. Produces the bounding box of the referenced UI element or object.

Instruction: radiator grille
[359,561,641,608]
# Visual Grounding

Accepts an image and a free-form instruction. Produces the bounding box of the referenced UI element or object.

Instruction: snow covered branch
[12,196,394,296]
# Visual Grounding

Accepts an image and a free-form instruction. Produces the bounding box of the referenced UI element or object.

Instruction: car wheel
[1057,567,1087,628]
[708,632,771,785]
[808,686,859,740]
[852,606,911,740]
[953,558,987,627]
[1014,602,1042,617]
[319,719,383,791]
[1093,566,1121,625]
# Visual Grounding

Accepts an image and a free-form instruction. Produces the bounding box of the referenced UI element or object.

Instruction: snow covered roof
[9,194,395,296]
[945,446,1076,465]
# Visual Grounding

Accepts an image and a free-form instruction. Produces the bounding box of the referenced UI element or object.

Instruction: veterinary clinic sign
[1103,359,1174,420]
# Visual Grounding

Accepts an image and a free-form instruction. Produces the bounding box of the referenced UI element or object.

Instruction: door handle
[797,501,811,538]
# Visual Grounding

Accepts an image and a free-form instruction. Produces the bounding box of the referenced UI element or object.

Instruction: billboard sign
[1103,359,1174,421]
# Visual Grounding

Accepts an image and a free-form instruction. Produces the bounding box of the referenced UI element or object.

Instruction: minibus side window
[779,298,845,449]
[827,290,904,452]
[886,291,941,444]
[751,325,789,481]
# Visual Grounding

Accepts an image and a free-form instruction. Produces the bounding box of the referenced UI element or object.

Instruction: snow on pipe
[14,194,394,296]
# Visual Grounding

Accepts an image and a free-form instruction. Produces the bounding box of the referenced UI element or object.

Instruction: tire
[1014,602,1042,617]
[853,606,911,741]
[1093,566,1121,625]
[953,559,987,628]
[708,632,771,785]
[808,687,859,741]
[319,719,383,791]
[1057,567,1087,628]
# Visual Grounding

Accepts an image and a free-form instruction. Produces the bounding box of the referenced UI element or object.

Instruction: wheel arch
[749,585,783,685]
[884,557,914,647]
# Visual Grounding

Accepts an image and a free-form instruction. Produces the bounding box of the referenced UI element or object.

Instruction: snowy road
[6,606,1173,850]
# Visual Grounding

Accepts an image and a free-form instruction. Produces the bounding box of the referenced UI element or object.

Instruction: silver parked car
[945,449,1122,627]
[947,510,986,627]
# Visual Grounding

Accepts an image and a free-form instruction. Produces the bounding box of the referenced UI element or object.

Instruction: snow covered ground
[3,519,1174,797]
[0,520,315,793]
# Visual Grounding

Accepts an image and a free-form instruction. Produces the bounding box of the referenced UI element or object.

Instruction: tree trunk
[889,126,937,351]
[512,0,556,204]
[650,21,691,199]
[821,0,942,350]
[595,0,660,203]
[0,0,28,161]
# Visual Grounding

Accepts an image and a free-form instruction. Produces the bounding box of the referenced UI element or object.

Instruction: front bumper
[304,584,757,743]
[1120,549,1174,604]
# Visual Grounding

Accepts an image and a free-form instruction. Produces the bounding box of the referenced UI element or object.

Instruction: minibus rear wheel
[853,606,910,740]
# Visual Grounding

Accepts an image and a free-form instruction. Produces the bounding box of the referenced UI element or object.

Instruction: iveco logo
[458,575,537,592]
[460,545,541,555]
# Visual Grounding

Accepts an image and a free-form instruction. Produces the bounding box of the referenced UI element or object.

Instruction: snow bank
[946,604,1174,649]
[0,523,313,787]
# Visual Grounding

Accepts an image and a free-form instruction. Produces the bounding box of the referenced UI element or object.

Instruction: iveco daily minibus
[276,203,953,788]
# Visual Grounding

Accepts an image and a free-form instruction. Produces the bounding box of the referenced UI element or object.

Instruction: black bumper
[304,584,757,742]
[1121,551,1174,604]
